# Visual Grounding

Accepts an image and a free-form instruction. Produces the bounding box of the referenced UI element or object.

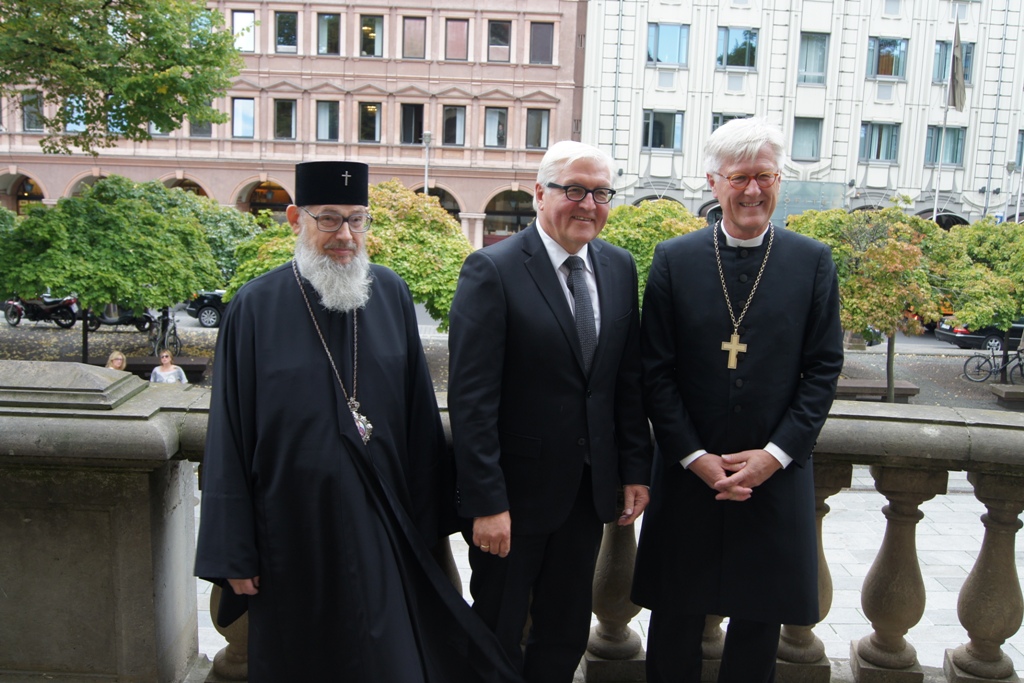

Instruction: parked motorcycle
[4,294,79,328]
[86,304,157,332]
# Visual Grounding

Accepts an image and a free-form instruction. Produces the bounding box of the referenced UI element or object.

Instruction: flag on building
[948,18,966,112]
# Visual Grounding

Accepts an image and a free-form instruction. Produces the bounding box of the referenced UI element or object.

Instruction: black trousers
[646,610,781,683]
[466,468,604,683]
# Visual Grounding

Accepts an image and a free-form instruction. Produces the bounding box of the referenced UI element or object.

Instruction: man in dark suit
[632,117,844,683]
[448,140,652,683]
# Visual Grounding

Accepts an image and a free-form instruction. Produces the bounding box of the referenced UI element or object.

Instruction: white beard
[294,229,372,313]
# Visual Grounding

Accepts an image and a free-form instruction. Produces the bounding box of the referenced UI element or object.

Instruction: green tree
[788,206,944,402]
[0,179,220,362]
[601,199,705,302]
[943,218,1023,336]
[85,176,262,283]
[0,0,242,154]
[226,181,473,331]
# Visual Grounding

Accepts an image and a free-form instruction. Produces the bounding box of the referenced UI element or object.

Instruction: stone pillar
[0,360,211,683]
[701,615,726,682]
[208,586,249,681]
[945,472,1024,683]
[851,465,948,683]
[583,502,644,682]
[778,461,853,683]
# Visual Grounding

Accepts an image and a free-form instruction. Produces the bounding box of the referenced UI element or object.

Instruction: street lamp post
[423,131,432,198]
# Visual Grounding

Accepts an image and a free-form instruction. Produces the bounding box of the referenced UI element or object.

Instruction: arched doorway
[14,176,44,214]
[483,190,534,245]
[417,187,461,221]
[248,181,291,222]
[915,208,968,230]
[167,179,208,197]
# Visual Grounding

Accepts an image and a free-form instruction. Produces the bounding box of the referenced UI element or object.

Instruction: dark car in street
[185,291,226,328]
[934,316,1024,351]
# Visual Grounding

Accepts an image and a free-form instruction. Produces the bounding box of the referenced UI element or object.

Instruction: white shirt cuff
[765,442,792,469]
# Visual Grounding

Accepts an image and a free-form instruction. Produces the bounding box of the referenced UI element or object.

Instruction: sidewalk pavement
[193,463,1024,676]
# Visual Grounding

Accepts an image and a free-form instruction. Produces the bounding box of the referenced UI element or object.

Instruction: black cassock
[196,262,522,682]
[632,226,844,626]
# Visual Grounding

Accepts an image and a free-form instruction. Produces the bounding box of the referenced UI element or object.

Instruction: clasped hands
[690,449,781,502]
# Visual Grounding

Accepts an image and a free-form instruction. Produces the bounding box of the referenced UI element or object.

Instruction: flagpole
[933,98,948,222]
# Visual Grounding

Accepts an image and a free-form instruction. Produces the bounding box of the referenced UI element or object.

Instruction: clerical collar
[720,223,769,248]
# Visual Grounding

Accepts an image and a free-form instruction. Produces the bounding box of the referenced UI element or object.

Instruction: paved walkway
[193,463,1024,676]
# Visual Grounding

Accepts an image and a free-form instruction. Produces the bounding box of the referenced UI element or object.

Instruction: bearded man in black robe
[632,118,844,683]
[195,161,521,683]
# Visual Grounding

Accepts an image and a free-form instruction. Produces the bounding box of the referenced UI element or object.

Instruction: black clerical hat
[294,161,369,207]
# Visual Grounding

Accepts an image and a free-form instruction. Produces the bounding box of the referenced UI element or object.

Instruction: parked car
[185,291,226,328]
[934,316,1024,351]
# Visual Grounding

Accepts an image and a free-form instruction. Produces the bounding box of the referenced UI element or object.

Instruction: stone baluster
[945,471,1024,683]
[701,615,726,681]
[209,584,249,681]
[583,515,644,681]
[851,466,947,683]
[778,461,853,682]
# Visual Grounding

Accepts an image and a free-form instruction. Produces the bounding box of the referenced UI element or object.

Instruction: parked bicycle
[148,308,182,357]
[963,347,1024,384]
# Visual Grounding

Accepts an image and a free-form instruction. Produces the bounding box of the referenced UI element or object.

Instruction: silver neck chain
[292,259,373,444]
[713,221,774,334]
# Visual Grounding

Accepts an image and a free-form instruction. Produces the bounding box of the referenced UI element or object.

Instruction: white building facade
[583,0,1024,226]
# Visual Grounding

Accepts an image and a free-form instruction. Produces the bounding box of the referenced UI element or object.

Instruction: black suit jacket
[448,224,652,535]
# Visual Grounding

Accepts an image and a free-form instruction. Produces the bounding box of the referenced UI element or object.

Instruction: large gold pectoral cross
[721,333,747,370]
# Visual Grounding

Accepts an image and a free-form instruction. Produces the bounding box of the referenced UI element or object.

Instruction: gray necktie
[564,255,597,373]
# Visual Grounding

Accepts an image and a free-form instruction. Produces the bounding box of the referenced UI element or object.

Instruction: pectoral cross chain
[721,332,747,370]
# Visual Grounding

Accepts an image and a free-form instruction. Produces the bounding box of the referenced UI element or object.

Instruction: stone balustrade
[2,360,1022,683]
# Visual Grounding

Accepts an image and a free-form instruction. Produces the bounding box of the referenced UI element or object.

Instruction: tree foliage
[0,179,221,313]
[82,176,262,283]
[601,199,705,302]
[226,181,473,331]
[943,218,1023,333]
[0,0,242,154]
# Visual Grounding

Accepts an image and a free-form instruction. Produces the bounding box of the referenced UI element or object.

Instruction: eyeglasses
[546,183,616,205]
[713,171,780,190]
[160,355,170,360]
[302,207,373,233]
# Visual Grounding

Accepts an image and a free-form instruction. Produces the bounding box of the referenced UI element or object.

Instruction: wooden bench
[836,378,920,403]
[91,356,211,385]
[990,384,1024,410]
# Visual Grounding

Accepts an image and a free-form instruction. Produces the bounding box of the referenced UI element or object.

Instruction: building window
[859,122,900,162]
[934,41,975,84]
[867,37,908,79]
[401,103,424,144]
[792,118,822,161]
[648,23,689,67]
[884,0,901,15]
[232,98,255,138]
[925,126,965,166]
[485,107,507,147]
[149,122,169,136]
[717,27,758,69]
[526,109,549,149]
[798,33,828,84]
[711,113,744,132]
[274,99,296,139]
[403,17,426,59]
[64,97,86,133]
[443,105,466,146]
[488,20,511,62]
[643,110,683,150]
[1017,130,1024,169]
[361,16,383,57]
[190,118,212,138]
[359,102,381,142]
[21,92,43,132]
[530,22,554,64]
[233,11,255,53]
[276,12,297,53]
[317,101,339,141]
[318,14,340,55]
[446,19,469,60]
